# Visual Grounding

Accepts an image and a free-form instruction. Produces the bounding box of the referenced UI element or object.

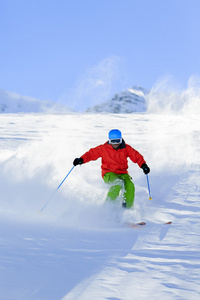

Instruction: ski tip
[164,221,172,225]
[137,221,146,226]
[128,221,146,228]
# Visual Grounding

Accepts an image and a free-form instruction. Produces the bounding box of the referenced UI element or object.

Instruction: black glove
[141,163,150,174]
[73,157,83,166]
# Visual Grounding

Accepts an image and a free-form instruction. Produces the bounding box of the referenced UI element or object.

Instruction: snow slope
[0,110,199,300]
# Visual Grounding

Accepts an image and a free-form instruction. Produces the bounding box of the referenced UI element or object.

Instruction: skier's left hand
[141,163,150,174]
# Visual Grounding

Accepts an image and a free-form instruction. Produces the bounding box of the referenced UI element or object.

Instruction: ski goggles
[109,138,122,144]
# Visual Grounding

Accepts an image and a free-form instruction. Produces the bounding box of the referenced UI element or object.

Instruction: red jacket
[81,140,146,177]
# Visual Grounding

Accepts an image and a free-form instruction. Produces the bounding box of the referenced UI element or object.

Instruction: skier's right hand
[73,157,83,166]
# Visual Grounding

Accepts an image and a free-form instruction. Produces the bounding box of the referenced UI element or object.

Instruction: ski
[127,221,146,228]
[127,221,172,228]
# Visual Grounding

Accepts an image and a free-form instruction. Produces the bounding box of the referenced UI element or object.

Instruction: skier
[73,129,150,208]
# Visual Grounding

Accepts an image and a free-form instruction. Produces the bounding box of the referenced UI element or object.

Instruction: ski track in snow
[0,113,200,300]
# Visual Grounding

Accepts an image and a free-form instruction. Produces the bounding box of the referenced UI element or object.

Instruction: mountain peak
[86,86,149,113]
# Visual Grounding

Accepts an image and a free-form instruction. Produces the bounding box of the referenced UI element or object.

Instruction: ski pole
[40,165,75,212]
[146,174,152,200]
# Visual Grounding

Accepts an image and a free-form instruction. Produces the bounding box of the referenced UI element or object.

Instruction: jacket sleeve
[81,145,103,163]
[126,144,146,167]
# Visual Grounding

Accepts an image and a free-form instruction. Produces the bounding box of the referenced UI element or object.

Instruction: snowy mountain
[0,89,70,113]
[86,86,148,113]
[0,86,149,114]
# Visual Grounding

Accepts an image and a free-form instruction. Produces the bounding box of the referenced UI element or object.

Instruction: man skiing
[73,129,150,208]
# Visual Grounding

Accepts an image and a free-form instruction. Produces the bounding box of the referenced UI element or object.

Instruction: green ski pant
[103,172,135,208]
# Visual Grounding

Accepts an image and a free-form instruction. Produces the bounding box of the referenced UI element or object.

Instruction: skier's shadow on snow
[159,226,171,241]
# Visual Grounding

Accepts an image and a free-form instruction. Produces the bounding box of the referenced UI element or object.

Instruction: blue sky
[0,0,200,109]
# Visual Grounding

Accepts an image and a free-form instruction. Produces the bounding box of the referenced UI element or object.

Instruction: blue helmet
[108,129,122,144]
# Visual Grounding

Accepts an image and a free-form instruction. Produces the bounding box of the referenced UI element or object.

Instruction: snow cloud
[59,55,127,111]
[146,74,200,115]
